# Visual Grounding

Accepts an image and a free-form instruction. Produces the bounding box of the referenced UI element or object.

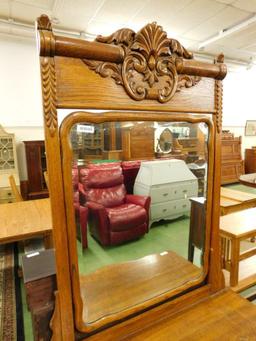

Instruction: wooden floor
[80,251,201,323]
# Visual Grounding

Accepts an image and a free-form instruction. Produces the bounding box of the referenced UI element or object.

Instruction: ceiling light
[199,14,256,50]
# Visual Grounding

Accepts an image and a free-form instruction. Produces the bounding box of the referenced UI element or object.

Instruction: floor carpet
[0,243,24,341]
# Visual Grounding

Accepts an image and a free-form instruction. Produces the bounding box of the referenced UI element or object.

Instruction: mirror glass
[68,119,210,325]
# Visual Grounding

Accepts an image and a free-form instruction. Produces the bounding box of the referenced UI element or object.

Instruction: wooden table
[0,198,52,247]
[220,207,256,289]
[239,173,256,188]
[220,187,256,215]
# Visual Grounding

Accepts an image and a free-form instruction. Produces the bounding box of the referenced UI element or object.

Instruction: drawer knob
[162,208,167,212]
[163,193,168,197]
[182,204,187,208]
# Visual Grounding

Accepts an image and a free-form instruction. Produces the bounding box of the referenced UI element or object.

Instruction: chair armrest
[125,194,151,210]
[86,201,105,211]
[78,183,86,205]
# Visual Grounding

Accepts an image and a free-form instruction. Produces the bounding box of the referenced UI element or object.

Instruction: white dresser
[134,159,198,226]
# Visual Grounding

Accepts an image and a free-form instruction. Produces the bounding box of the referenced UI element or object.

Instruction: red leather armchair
[82,165,150,246]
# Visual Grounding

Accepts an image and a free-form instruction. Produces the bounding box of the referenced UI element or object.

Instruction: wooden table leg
[230,238,240,287]
[43,233,53,249]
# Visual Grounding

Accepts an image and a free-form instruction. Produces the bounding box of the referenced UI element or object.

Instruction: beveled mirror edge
[60,110,214,333]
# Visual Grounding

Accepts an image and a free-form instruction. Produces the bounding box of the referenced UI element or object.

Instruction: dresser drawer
[150,181,197,204]
[151,199,190,220]
[0,187,14,201]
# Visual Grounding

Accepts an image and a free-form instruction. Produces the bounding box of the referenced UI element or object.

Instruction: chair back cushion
[86,184,126,207]
[82,166,126,207]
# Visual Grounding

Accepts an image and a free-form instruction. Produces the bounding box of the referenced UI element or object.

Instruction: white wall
[223,67,256,156]
[0,34,44,180]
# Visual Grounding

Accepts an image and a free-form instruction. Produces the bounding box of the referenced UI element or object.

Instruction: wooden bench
[220,207,256,291]
[220,187,256,216]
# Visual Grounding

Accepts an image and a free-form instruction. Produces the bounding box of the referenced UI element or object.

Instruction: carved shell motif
[83,22,199,103]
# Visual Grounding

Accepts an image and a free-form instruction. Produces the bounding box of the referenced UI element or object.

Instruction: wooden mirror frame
[37,15,226,340]
[60,111,214,332]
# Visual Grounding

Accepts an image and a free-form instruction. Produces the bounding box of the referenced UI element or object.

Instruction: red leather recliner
[82,165,150,246]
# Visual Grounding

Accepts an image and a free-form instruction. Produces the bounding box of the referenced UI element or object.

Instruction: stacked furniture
[134,159,198,226]
[0,125,20,203]
[221,130,244,184]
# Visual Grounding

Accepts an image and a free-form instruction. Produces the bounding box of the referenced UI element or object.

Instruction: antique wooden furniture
[122,122,155,160]
[245,147,256,174]
[23,140,48,199]
[220,207,256,290]
[37,15,256,341]
[240,173,256,188]
[0,198,52,247]
[221,130,244,184]
[220,187,256,215]
[0,125,20,204]
[134,159,198,226]
[22,249,56,341]
[188,197,206,263]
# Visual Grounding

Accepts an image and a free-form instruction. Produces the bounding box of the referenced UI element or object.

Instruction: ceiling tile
[233,0,256,13]
[213,0,235,4]
[53,0,103,31]
[0,1,9,18]
[165,0,226,36]
[184,5,250,41]
[92,0,148,25]
[10,2,52,23]
[14,0,54,9]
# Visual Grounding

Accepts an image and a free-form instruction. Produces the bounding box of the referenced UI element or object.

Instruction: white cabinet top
[135,159,197,186]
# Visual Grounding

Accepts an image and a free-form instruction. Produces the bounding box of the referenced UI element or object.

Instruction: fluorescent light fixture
[198,14,256,50]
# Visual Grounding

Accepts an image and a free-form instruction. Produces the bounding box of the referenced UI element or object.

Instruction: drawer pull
[182,204,187,208]
[163,193,168,197]
[7,192,11,196]
[162,208,167,212]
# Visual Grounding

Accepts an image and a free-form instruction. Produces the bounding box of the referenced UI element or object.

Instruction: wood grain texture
[0,198,51,243]
[55,57,215,113]
[80,251,202,324]
[87,290,256,341]
[220,187,256,215]
[36,15,253,341]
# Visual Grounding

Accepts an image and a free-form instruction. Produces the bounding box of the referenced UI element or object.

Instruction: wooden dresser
[23,140,48,199]
[221,130,244,185]
[245,147,256,173]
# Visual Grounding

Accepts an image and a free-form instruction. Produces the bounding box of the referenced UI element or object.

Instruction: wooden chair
[37,15,256,341]
[8,174,23,202]
[44,171,49,189]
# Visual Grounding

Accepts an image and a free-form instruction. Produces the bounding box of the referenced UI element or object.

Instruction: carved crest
[84,22,199,103]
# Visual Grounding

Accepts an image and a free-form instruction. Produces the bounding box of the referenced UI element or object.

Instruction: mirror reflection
[69,120,209,325]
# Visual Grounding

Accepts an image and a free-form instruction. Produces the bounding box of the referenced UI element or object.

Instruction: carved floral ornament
[83,22,201,103]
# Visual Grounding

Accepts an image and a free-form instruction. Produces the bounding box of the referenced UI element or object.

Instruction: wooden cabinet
[23,140,48,199]
[245,148,256,173]
[0,125,20,203]
[221,131,244,185]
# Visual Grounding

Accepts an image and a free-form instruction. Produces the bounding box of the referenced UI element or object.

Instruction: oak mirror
[60,111,213,332]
